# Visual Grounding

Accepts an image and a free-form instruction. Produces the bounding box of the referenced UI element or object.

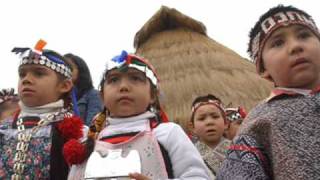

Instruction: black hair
[190,94,223,125]
[64,53,94,100]
[248,5,314,72]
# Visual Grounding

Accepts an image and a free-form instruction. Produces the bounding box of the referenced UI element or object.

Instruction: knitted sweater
[217,87,320,180]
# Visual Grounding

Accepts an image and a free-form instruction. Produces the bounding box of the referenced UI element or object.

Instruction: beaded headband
[12,39,72,79]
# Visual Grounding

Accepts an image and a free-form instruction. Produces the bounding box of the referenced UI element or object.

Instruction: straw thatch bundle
[134,6,272,132]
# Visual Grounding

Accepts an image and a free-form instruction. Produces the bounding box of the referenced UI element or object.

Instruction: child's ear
[260,70,273,82]
[58,79,73,94]
[100,90,104,100]
[188,120,195,132]
[150,95,156,105]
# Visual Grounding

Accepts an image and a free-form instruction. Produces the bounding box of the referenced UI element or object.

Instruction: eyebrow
[268,30,284,41]
[107,69,145,76]
[270,25,310,40]
[19,65,49,72]
[293,25,310,33]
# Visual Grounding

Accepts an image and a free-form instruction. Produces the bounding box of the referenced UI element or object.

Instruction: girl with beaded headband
[0,40,84,179]
[224,106,247,140]
[64,50,210,180]
[218,5,320,179]
[189,94,231,178]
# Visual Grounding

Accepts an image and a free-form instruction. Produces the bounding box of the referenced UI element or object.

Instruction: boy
[217,5,320,180]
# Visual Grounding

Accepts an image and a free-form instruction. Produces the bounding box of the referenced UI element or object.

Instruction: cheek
[102,88,112,106]
[193,121,204,133]
[216,118,227,129]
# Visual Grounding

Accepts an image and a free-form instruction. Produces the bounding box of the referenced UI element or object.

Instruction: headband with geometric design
[191,99,224,114]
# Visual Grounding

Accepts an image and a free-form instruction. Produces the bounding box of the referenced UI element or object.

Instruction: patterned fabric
[0,100,70,179]
[217,89,320,180]
[0,118,52,179]
[195,138,230,176]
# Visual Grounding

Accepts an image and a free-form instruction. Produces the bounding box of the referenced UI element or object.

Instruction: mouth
[291,57,310,68]
[21,88,35,95]
[117,96,133,103]
[206,129,216,135]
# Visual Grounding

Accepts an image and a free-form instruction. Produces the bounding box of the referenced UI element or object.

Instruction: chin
[290,76,319,89]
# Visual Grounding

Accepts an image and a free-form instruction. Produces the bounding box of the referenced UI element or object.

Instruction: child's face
[18,64,72,107]
[192,104,226,147]
[225,120,242,140]
[102,68,155,117]
[262,25,320,89]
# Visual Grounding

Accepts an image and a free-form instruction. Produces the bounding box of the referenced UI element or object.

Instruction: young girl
[0,40,84,179]
[65,51,210,180]
[190,94,231,178]
[64,53,103,126]
[224,106,246,140]
[0,88,19,121]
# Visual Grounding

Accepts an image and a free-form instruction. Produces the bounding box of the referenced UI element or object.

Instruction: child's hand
[128,172,151,180]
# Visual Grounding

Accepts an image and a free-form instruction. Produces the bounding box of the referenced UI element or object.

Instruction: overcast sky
[1,0,319,89]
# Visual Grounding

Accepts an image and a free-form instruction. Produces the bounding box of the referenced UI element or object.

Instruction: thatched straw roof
[134,6,272,132]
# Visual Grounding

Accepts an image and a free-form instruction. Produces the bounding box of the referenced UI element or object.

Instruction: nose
[119,78,130,92]
[289,37,304,55]
[205,118,215,126]
[21,73,33,85]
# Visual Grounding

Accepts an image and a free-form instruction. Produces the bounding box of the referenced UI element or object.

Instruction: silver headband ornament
[12,40,72,79]
[250,10,320,73]
[225,107,246,122]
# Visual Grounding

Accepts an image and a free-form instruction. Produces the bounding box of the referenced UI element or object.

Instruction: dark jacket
[78,89,103,126]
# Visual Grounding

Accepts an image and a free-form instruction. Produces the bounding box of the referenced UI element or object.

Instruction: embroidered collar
[265,85,320,102]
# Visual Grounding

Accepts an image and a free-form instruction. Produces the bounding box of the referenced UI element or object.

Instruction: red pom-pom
[238,107,247,119]
[58,115,83,140]
[159,107,169,123]
[63,139,87,165]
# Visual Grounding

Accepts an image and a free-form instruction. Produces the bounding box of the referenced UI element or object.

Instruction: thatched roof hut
[134,6,272,132]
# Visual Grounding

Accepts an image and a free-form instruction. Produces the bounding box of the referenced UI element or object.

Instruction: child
[224,107,246,140]
[64,53,103,126]
[65,51,210,180]
[217,5,320,180]
[190,94,231,178]
[0,88,19,121]
[0,40,84,179]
